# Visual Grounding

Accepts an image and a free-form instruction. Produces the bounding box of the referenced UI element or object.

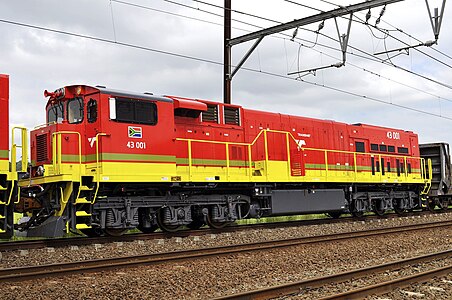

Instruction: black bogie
[17,180,428,237]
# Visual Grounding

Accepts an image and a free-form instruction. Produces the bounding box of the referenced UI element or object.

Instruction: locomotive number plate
[126,141,147,149]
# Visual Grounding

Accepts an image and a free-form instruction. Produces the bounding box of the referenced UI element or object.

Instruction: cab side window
[87,99,97,123]
[113,98,157,125]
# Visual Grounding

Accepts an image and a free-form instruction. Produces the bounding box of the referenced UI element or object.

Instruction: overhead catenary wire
[0,17,450,121]
[316,0,452,62]
[314,0,452,68]
[162,0,452,91]
[156,0,452,97]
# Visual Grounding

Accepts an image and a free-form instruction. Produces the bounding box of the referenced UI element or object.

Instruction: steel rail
[214,249,452,300]
[0,216,360,251]
[320,266,452,299]
[0,211,445,251]
[0,220,451,283]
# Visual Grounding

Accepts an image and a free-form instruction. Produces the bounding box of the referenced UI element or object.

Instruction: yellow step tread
[75,211,91,217]
[0,215,4,219]
[75,198,91,204]
[76,224,92,230]
[0,229,5,233]
[79,186,93,191]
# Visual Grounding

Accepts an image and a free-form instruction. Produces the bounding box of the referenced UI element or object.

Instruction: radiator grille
[36,134,48,162]
[224,106,240,126]
[201,104,218,123]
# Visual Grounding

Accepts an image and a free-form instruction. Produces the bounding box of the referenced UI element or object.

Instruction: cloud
[0,0,451,146]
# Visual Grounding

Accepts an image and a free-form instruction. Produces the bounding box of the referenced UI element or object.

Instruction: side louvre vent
[36,134,49,162]
[224,106,240,126]
[201,104,218,123]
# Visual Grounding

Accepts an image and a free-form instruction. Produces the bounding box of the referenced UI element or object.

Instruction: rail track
[0,219,451,283]
[0,211,445,251]
[0,215,357,251]
[214,251,452,300]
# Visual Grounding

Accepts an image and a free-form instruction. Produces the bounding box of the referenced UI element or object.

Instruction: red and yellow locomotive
[1,75,432,237]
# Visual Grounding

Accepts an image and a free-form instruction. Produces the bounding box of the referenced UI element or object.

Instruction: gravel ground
[286,258,452,299]
[367,273,452,300]
[0,213,450,299]
[1,212,451,269]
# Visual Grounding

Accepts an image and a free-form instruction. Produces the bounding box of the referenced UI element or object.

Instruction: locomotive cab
[19,85,179,237]
[29,86,101,179]
[28,85,177,181]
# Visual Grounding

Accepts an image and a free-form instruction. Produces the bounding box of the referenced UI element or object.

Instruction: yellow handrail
[247,144,252,179]
[225,143,230,180]
[188,140,192,180]
[176,129,428,181]
[11,126,28,173]
[285,133,291,176]
[92,133,109,204]
[263,131,269,180]
[14,186,21,204]
[5,180,15,206]
[52,131,82,175]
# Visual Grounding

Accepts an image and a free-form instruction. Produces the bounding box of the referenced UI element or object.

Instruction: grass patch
[236,214,328,225]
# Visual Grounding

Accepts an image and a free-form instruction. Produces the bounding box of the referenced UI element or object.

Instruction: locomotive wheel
[426,198,437,212]
[351,210,364,218]
[157,210,182,232]
[80,228,104,237]
[137,225,159,234]
[186,220,205,230]
[373,200,386,217]
[105,228,128,237]
[350,199,364,219]
[206,214,230,229]
[393,199,407,216]
[439,198,449,211]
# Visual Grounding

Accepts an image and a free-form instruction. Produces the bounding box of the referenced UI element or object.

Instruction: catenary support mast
[223,0,407,104]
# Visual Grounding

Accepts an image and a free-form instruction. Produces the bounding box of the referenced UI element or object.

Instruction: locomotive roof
[96,86,172,103]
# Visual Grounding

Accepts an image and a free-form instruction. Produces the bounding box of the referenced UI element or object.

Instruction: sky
[1,0,452,145]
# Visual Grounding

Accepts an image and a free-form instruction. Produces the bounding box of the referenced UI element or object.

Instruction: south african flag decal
[128,126,142,138]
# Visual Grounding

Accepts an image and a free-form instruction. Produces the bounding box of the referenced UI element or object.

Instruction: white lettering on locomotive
[387,131,400,140]
[127,141,147,149]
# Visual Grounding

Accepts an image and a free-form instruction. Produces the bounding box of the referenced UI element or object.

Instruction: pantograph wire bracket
[288,14,353,77]
[425,0,446,41]
[375,1,446,56]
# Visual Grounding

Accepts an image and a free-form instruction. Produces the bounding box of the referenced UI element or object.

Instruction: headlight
[36,166,45,176]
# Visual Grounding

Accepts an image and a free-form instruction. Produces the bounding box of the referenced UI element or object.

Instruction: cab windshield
[67,97,84,124]
[47,102,64,124]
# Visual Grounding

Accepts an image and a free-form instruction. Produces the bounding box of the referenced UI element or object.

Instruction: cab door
[353,139,370,179]
[84,93,102,171]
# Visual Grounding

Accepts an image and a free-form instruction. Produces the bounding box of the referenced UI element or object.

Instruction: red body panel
[174,102,419,170]
[0,74,9,159]
[29,85,421,180]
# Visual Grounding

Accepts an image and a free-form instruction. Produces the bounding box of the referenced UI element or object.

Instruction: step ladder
[0,184,9,234]
[74,185,94,230]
